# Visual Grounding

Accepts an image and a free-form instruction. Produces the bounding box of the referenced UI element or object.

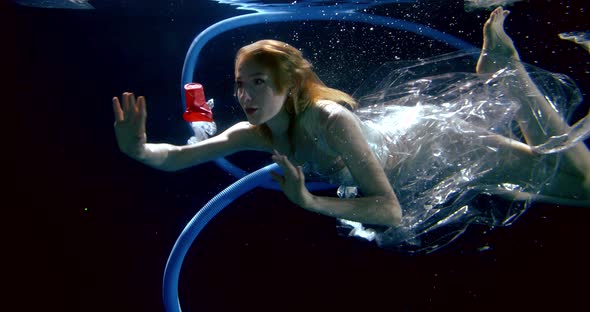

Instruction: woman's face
[235,59,289,126]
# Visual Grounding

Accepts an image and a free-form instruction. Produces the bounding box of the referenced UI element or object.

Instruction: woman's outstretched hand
[270,150,315,209]
[112,92,147,159]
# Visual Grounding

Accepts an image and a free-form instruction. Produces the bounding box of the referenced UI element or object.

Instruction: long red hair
[235,39,357,117]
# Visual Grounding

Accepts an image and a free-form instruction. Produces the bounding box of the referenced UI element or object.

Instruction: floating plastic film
[336,50,587,254]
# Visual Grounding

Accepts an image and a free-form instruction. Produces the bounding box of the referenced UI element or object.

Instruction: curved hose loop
[162,163,335,312]
[180,10,478,189]
[165,10,479,312]
[162,163,278,312]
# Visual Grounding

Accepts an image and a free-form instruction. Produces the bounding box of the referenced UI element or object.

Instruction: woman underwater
[113,7,590,250]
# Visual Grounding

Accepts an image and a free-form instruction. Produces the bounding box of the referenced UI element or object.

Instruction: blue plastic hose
[162,163,279,311]
[179,10,476,189]
[164,9,477,312]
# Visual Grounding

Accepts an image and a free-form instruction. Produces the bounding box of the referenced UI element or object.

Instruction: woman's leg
[478,133,589,203]
[475,7,590,201]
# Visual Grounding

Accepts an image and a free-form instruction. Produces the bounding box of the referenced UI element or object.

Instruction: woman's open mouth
[245,108,258,115]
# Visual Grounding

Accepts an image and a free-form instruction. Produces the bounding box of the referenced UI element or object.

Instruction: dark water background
[5,0,590,311]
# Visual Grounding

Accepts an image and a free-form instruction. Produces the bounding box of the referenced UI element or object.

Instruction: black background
[4,0,590,311]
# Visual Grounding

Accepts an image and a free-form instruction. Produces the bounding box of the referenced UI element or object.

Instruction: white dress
[304,51,586,253]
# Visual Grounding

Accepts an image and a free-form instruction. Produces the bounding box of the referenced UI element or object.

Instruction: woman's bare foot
[476,7,520,74]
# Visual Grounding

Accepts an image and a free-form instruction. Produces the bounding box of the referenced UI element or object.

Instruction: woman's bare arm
[113,92,261,172]
[138,122,259,171]
[271,105,401,227]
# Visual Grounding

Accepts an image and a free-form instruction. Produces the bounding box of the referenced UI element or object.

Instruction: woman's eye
[254,78,265,85]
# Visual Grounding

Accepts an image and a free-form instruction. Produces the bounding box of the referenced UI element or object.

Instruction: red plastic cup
[183,83,213,122]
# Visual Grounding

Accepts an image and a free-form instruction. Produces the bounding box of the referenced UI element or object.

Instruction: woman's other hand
[270,150,315,208]
[112,92,148,159]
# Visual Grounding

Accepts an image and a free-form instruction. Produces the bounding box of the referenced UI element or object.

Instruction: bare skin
[113,7,590,231]
[475,7,590,203]
[476,7,519,74]
[113,70,402,226]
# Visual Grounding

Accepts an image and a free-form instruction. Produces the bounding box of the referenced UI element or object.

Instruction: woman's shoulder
[306,99,355,121]
[224,120,256,134]
[316,99,361,126]
[315,99,348,111]
[298,100,360,138]
[223,121,269,151]
[298,100,341,129]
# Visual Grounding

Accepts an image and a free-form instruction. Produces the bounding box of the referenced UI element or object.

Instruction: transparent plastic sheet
[336,50,586,254]
[559,31,590,53]
[187,99,218,144]
[14,0,94,9]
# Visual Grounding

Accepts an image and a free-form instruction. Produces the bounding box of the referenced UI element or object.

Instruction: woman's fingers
[270,151,310,206]
[272,152,298,178]
[136,96,147,133]
[137,96,147,118]
[115,92,146,123]
[297,165,304,181]
[122,92,139,118]
[128,92,136,113]
[112,97,124,122]
[122,92,131,116]
[270,170,284,185]
[271,152,306,189]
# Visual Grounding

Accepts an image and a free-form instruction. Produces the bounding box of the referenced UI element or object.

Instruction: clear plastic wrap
[187,99,218,144]
[559,32,590,53]
[336,50,588,254]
